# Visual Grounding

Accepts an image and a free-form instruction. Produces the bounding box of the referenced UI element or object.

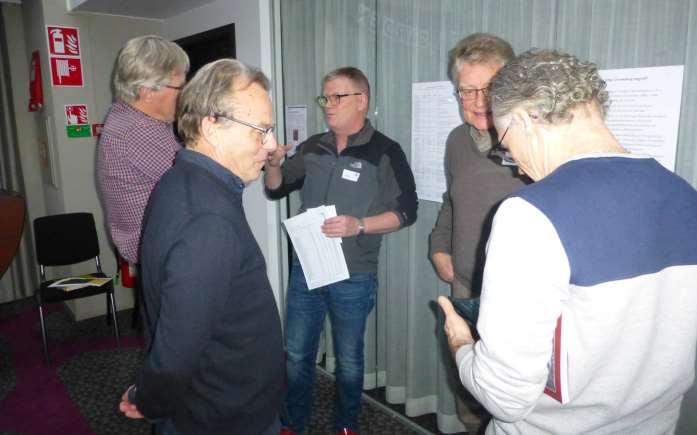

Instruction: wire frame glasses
[214,113,275,144]
[487,126,516,166]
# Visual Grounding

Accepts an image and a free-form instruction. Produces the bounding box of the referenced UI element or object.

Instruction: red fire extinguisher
[28,50,43,112]
[119,258,137,288]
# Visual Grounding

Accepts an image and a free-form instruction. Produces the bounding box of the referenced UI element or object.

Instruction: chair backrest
[33,212,100,266]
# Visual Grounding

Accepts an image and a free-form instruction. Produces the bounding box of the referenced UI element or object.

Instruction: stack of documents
[283,205,349,289]
[48,275,111,292]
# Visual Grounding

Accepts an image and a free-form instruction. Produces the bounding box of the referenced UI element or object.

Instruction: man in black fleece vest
[265,67,418,435]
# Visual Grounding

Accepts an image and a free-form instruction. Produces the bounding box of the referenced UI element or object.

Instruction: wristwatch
[357,218,365,236]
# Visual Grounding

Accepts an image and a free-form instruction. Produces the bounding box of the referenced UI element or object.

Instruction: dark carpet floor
[0,298,424,435]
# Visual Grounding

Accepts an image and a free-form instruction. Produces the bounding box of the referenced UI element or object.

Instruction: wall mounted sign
[65,104,89,138]
[66,125,91,138]
[65,104,88,125]
[47,26,80,56]
[284,105,307,157]
[46,25,83,87]
[91,123,104,137]
[50,57,83,86]
[601,65,683,172]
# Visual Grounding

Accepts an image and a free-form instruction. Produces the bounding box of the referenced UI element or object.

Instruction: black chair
[33,212,120,364]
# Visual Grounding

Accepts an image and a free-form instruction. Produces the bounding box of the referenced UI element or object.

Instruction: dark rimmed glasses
[316,93,363,107]
[213,113,276,145]
[456,87,490,101]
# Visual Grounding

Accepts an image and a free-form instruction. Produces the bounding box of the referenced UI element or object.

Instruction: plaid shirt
[97,101,181,263]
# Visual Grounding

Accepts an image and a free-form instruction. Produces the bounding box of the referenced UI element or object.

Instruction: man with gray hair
[266,66,418,435]
[97,35,188,268]
[429,33,527,431]
[439,49,697,434]
[118,58,284,435]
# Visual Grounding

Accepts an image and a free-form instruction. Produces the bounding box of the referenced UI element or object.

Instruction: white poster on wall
[600,65,683,171]
[284,105,308,157]
[410,65,685,202]
[410,81,461,202]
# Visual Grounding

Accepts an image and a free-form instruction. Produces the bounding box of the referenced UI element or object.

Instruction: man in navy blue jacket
[118,59,283,435]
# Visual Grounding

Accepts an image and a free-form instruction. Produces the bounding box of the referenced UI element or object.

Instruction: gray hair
[113,35,189,102]
[448,33,515,83]
[177,59,270,146]
[322,66,371,103]
[489,49,609,124]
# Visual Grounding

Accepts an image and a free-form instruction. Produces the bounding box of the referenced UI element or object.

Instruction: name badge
[341,169,360,182]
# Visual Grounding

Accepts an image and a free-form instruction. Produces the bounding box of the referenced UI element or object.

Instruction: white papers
[49,275,111,292]
[411,81,462,202]
[284,105,308,157]
[283,205,349,289]
[601,65,683,171]
[409,66,685,202]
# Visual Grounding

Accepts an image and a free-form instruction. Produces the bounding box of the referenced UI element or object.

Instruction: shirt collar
[321,118,375,148]
[177,148,245,194]
[116,100,172,126]
[468,125,495,153]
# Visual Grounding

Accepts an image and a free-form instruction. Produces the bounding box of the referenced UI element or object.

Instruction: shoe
[279,428,296,435]
[336,429,359,435]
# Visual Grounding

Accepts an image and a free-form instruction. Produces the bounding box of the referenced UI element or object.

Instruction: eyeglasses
[487,126,516,166]
[163,84,185,91]
[214,113,276,144]
[457,87,490,101]
[316,93,362,107]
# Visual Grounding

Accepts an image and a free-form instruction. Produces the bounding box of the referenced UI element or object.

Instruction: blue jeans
[283,263,377,432]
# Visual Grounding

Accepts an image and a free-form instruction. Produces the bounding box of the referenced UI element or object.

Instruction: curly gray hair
[448,33,515,83]
[113,35,189,102]
[177,59,270,147]
[489,49,609,124]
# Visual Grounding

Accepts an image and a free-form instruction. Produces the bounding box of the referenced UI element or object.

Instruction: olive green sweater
[429,124,527,293]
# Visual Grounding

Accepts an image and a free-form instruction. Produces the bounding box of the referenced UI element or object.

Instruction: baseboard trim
[317,366,436,435]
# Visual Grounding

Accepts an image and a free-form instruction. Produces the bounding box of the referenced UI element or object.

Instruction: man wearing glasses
[265,67,418,435]
[119,59,284,435]
[97,36,188,329]
[428,33,528,432]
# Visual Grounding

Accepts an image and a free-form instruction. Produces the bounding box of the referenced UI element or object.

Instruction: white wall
[12,0,283,317]
[16,0,164,319]
[162,0,286,303]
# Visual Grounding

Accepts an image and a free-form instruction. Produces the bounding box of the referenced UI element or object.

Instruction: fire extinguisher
[119,258,137,289]
[28,50,43,112]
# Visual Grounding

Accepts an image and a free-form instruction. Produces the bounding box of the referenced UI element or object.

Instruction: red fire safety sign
[47,25,83,87]
[47,26,80,56]
[65,104,88,125]
[50,57,83,87]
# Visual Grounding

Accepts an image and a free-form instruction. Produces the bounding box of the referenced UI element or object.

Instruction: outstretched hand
[437,296,474,355]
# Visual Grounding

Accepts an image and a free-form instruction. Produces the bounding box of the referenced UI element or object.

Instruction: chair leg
[38,304,50,365]
[109,291,120,344]
[105,292,112,325]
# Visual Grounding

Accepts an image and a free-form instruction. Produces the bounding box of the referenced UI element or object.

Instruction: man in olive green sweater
[429,33,527,431]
